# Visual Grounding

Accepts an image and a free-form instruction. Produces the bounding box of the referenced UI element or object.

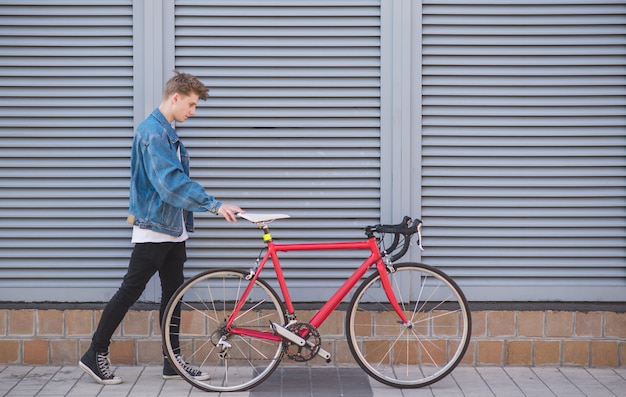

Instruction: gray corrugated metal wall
[0,1,135,301]
[0,0,624,303]
[419,0,626,301]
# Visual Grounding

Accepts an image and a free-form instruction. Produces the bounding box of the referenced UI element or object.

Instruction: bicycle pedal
[316,347,331,362]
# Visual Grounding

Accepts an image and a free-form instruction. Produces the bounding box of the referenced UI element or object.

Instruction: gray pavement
[1,365,625,397]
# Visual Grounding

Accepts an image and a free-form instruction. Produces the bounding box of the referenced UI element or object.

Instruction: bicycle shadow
[249,366,373,397]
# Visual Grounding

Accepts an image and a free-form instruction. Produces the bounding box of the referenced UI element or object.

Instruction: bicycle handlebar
[365,216,423,262]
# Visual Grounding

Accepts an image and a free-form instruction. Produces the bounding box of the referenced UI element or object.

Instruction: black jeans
[91,242,186,354]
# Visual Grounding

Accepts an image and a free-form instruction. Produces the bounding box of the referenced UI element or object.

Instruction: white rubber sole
[79,360,123,385]
[162,373,211,381]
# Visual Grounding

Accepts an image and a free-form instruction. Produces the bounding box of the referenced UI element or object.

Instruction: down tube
[308,253,380,329]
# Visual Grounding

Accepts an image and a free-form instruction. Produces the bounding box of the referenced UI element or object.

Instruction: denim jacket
[128,108,222,236]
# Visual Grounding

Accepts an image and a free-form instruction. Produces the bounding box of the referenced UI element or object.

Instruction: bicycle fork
[376,259,411,325]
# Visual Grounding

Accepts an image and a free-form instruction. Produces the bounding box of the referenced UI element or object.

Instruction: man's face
[172,93,200,123]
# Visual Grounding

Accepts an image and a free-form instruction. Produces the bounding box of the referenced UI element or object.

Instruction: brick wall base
[0,308,624,367]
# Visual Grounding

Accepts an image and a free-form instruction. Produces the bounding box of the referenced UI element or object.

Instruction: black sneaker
[79,347,122,385]
[163,354,210,381]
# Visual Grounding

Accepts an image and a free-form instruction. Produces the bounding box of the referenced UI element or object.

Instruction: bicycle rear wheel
[162,268,286,392]
[346,262,471,388]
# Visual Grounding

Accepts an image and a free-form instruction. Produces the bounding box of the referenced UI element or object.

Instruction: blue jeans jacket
[128,108,222,236]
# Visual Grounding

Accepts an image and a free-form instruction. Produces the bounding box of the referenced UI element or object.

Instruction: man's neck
[158,103,174,123]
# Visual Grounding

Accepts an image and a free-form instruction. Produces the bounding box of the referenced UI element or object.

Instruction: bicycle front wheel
[346,263,471,388]
[162,268,286,392]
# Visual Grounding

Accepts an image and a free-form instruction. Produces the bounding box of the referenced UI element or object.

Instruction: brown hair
[162,70,209,101]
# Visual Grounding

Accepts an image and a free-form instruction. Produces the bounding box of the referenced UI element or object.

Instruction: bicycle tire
[346,262,471,388]
[162,268,286,392]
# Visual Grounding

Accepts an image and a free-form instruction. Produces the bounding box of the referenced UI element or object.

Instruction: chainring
[282,322,321,362]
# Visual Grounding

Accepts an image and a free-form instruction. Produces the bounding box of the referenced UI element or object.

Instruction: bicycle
[162,213,471,392]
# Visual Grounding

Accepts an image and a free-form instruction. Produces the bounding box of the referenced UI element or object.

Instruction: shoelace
[96,353,115,379]
[175,355,202,376]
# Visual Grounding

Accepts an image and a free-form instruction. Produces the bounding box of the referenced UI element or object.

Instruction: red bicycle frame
[227,232,409,341]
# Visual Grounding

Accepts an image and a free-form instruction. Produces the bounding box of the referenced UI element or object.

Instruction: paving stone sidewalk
[1,365,624,397]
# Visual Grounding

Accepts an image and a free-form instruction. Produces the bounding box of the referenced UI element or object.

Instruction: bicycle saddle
[237,212,291,224]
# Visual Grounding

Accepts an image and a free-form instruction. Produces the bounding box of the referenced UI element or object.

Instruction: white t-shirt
[131,218,188,243]
[131,145,189,243]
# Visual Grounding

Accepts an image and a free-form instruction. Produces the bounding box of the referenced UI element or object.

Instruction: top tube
[237,212,423,263]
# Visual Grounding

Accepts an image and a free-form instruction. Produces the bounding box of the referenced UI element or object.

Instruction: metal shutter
[420,1,626,301]
[172,1,383,299]
[0,1,134,301]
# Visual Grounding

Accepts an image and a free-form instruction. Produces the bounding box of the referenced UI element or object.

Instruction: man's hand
[217,203,243,222]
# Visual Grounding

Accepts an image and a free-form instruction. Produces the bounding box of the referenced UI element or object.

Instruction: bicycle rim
[346,263,471,388]
[162,269,286,392]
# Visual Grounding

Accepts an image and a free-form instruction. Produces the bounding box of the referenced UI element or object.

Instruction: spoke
[189,283,212,313]
[179,299,215,322]
[234,335,275,361]
[246,338,273,361]
[386,327,408,358]
[430,308,460,321]
[205,277,220,324]
[416,333,443,368]
[410,285,456,323]
[224,356,229,386]
[235,298,267,325]
[188,336,213,363]
[232,339,257,369]
[409,308,461,333]
[391,272,408,313]
[257,309,278,324]
[414,277,440,317]
[404,331,411,377]
[428,294,455,313]
[371,340,394,371]
[412,273,426,316]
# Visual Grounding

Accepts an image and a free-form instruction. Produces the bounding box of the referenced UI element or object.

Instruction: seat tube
[264,236,295,315]
[272,251,295,315]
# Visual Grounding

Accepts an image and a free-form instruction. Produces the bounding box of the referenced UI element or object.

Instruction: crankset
[281,322,321,362]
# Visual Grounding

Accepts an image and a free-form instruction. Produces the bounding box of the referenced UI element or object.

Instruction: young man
[79,71,243,385]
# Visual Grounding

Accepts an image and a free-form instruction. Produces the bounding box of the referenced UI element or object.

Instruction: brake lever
[416,221,424,251]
